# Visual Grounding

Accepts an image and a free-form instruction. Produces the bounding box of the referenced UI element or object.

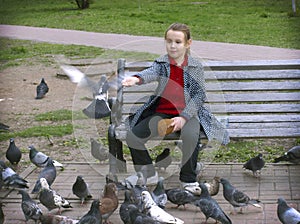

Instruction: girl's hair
[164,23,191,42]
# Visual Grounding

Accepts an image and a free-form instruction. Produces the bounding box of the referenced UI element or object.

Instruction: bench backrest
[112,58,300,139]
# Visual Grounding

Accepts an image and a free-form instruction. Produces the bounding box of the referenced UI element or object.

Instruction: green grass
[0,0,299,49]
[0,124,73,141]
[35,109,87,121]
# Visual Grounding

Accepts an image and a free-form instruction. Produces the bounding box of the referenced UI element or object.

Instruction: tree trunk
[75,0,89,9]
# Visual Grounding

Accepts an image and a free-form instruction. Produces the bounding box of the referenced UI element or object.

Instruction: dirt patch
[0,62,112,173]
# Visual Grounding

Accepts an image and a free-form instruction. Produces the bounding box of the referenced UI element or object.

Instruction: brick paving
[1,162,299,223]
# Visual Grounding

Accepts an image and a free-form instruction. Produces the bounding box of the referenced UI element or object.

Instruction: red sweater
[155,57,187,115]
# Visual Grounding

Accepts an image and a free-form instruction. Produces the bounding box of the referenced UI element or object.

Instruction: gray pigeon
[193,183,232,224]
[77,199,102,224]
[154,148,172,171]
[90,138,109,163]
[36,78,49,99]
[18,190,43,223]
[72,175,92,205]
[243,153,265,177]
[39,178,72,214]
[0,122,9,132]
[0,160,28,189]
[31,158,56,194]
[119,190,136,223]
[0,202,4,224]
[220,178,262,214]
[274,146,300,164]
[6,138,22,166]
[277,197,300,224]
[166,188,196,209]
[151,177,167,209]
[28,145,63,168]
[127,203,161,224]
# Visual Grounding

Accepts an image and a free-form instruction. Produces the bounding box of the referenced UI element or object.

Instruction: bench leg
[108,124,127,174]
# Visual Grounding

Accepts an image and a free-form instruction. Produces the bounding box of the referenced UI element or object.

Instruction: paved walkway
[0,25,300,61]
[1,162,299,223]
[0,24,299,223]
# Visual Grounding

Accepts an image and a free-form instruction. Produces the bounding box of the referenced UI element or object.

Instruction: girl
[122,23,229,193]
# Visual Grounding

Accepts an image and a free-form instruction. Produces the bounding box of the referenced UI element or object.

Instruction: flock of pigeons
[0,135,300,223]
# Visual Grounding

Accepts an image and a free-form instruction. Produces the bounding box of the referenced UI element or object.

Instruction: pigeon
[39,178,72,214]
[6,138,22,166]
[119,190,136,223]
[31,157,56,194]
[0,122,9,132]
[274,146,300,164]
[18,189,43,223]
[72,175,92,205]
[28,145,63,168]
[105,173,127,191]
[40,214,78,224]
[0,202,5,224]
[99,182,119,224]
[166,188,196,209]
[193,183,232,224]
[141,190,184,224]
[151,177,167,209]
[277,197,300,224]
[127,204,161,224]
[220,178,262,214]
[154,148,172,171]
[202,176,221,196]
[90,138,109,163]
[77,199,102,224]
[243,153,265,177]
[36,78,49,99]
[0,160,28,189]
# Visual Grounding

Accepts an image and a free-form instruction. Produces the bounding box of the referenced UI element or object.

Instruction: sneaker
[181,181,202,195]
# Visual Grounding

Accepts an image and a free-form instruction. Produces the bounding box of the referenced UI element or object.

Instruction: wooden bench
[107,58,300,173]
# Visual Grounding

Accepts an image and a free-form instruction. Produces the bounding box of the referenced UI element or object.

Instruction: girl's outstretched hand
[122,76,139,87]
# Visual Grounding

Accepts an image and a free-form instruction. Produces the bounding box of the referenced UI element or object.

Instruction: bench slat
[121,103,300,114]
[122,92,300,103]
[228,128,300,138]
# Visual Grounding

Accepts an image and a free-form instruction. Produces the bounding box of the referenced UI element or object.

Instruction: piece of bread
[157,118,174,137]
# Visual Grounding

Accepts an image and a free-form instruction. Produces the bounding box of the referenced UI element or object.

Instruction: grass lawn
[0,0,299,49]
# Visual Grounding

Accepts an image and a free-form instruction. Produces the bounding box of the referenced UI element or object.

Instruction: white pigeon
[141,190,184,224]
[60,65,86,85]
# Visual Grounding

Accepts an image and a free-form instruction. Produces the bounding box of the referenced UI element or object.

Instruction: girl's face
[165,29,191,64]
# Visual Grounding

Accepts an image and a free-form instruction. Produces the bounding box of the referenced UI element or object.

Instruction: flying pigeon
[99,183,119,223]
[77,199,102,224]
[277,197,300,224]
[274,146,300,164]
[151,177,167,209]
[90,138,109,163]
[72,175,92,205]
[0,160,28,189]
[28,145,63,168]
[220,178,262,214]
[119,190,136,223]
[202,176,221,196]
[154,148,172,171]
[36,78,49,99]
[31,158,56,194]
[243,153,265,177]
[166,188,196,209]
[0,202,5,224]
[18,189,43,223]
[127,203,161,224]
[6,138,22,166]
[39,177,72,214]
[141,190,184,224]
[193,183,232,224]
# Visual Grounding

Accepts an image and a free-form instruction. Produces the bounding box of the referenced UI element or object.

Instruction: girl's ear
[186,39,192,48]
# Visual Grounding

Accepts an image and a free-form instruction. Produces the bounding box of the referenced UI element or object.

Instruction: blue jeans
[126,113,201,183]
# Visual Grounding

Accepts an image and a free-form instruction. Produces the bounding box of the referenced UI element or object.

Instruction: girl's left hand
[170,116,186,132]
